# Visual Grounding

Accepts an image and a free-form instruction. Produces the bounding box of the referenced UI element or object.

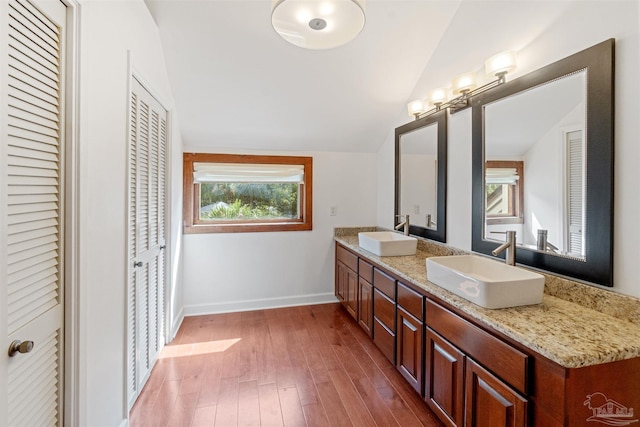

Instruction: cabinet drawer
[373,268,395,299]
[397,282,424,320]
[373,318,395,364]
[426,299,529,394]
[336,244,358,272]
[373,289,395,332]
[359,259,373,283]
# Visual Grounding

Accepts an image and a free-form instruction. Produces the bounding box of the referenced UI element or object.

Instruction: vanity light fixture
[407,99,426,119]
[271,0,366,50]
[407,50,518,120]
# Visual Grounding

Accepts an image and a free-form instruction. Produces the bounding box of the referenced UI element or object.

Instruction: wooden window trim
[485,160,524,225]
[183,153,313,233]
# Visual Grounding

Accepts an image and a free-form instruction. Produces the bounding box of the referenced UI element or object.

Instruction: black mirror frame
[471,39,614,286]
[395,109,447,243]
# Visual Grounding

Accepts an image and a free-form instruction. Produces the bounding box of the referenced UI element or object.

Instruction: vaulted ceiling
[145,0,462,153]
[145,0,591,154]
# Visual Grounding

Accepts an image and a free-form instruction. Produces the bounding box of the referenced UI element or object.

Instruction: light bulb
[430,88,448,107]
[452,73,477,95]
[407,99,426,117]
[485,51,517,78]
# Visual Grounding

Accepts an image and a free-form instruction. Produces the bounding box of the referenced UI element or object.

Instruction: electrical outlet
[330,206,337,216]
[414,204,420,214]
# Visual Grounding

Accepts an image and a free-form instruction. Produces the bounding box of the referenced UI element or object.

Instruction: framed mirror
[395,109,447,242]
[471,39,614,286]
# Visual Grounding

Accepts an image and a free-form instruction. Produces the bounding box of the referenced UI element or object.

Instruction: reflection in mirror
[483,71,586,259]
[471,39,614,287]
[485,160,524,223]
[400,123,438,230]
[395,110,447,242]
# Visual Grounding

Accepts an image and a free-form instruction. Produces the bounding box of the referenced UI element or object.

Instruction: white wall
[377,0,640,298]
[521,105,584,250]
[182,149,377,314]
[77,0,183,425]
[401,154,437,228]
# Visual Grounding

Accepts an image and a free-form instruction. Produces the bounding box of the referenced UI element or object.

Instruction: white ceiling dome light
[271,0,366,50]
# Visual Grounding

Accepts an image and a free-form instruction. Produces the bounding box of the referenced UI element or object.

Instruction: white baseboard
[183,292,339,316]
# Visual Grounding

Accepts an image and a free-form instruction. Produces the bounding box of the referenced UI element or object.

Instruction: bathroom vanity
[334,230,640,427]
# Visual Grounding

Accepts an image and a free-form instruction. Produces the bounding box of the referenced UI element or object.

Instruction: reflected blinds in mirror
[567,130,584,256]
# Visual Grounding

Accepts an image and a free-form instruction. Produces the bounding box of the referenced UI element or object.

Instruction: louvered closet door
[1,0,66,425]
[127,77,167,409]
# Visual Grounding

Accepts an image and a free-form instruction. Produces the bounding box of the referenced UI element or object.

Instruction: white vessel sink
[426,255,544,309]
[358,231,417,257]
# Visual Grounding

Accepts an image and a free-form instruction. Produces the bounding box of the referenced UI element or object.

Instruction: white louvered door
[127,77,167,409]
[1,0,66,425]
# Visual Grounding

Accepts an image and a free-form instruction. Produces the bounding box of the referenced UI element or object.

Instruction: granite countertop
[335,232,640,369]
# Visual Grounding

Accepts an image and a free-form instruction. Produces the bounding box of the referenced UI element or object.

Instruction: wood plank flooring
[129,303,444,427]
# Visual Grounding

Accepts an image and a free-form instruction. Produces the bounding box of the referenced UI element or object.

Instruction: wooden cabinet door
[425,328,465,427]
[345,266,358,319]
[396,306,423,394]
[336,260,357,320]
[465,358,527,427]
[336,261,346,302]
[358,278,373,337]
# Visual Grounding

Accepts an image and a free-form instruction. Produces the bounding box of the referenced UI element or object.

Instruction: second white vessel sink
[426,255,544,309]
[358,231,417,257]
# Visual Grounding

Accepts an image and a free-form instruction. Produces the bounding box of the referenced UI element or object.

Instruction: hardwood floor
[129,303,444,427]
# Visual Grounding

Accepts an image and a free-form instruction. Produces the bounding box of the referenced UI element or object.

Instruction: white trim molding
[184,293,339,316]
[62,0,81,426]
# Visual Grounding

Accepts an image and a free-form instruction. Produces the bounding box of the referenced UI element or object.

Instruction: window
[183,153,313,233]
[485,161,524,225]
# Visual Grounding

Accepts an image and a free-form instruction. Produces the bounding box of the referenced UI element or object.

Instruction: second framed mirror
[471,39,614,286]
[395,110,447,242]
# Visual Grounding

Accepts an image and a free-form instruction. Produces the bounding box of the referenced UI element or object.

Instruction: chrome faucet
[536,229,558,253]
[426,214,436,228]
[491,230,516,265]
[395,214,410,236]
[536,229,548,251]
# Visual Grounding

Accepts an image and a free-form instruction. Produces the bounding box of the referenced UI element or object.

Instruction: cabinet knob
[8,340,34,357]
[133,261,143,267]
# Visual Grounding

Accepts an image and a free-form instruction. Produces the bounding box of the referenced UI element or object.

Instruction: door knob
[8,340,34,357]
[134,261,143,267]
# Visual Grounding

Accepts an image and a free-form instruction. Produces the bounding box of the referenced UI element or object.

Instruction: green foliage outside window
[200,182,299,220]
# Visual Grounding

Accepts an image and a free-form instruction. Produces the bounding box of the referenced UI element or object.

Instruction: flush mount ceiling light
[271,0,366,50]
